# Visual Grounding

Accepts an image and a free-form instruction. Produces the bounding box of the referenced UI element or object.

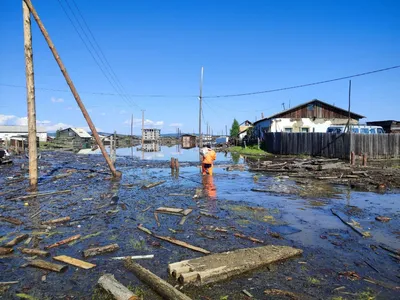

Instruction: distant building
[366,120,400,133]
[239,120,253,133]
[58,127,91,148]
[143,129,160,141]
[251,99,365,140]
[181,134,196,149]
[0,125,47,142]
[142,141,160,152]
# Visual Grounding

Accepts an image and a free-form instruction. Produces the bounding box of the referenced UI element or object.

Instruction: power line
[204,65,400,98]
[56,0,139,109]
[1,65,399,99]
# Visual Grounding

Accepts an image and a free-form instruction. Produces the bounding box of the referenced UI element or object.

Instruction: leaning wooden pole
[23,0,38,188]
[23,0,121,178]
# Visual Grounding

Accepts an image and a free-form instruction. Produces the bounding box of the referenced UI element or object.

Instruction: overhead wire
[56,0,139,109]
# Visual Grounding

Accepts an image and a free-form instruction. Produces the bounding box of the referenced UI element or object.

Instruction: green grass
[228,146,269,156]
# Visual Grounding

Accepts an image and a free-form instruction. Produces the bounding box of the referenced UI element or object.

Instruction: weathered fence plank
[259,133,399,159]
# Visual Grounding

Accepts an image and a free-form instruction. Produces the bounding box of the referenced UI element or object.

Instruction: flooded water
[1,151,399,299]
[79,145,238,163]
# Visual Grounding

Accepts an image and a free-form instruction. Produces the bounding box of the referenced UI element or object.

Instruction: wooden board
[53,255,96,269]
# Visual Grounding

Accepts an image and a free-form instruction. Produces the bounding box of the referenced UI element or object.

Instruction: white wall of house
[0,126,47,142]
[253,118,359,140]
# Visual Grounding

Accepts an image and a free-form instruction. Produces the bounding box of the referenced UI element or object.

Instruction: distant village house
[0,125,47,142]
[57,127,91,148]
[251,99,364,140]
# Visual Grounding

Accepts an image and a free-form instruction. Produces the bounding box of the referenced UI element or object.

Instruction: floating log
[0,216,23,225]
[0,281,19,286]
[4,234,29,247]
[20,248,50,257]
[8,190,71,201]
[45,234,81,249]
[199,211,219,219]
[53,255,96,269]
[317,176,338,180]
[331,209,368,237]
[137,225,210,254]
[83,243,120,258]
[27,259,67,272]
[234,233,264,244]
[169,245,302,286]
[125,259,192,300]
[42,216,71,225]
[142,181,166,189]
[98,273,139,300]
[0,247,14,255]
[264,289,299,299]
[156,207,184,215]
[182,209,193,216]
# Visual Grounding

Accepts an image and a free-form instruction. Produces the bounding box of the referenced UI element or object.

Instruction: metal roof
[0,125,47,133]
[70,128,91,138]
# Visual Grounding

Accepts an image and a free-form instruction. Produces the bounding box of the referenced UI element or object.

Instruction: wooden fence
[259,133,400,159]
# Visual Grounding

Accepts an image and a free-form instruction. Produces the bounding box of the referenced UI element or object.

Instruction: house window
[301,128,309,133]
[284,128,292,132]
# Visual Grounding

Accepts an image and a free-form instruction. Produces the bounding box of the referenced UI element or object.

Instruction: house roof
[60,127,91,138]
[253,99,365,125]
[240,120,253,126]
[0,125,47,133]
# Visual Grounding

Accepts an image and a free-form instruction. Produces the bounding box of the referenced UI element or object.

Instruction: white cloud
[51,97,64,103]
[169,123,183,127]
[123,118,164,127]
[0,114,17,125]
[45,122,73,131]
[0,114,72,132]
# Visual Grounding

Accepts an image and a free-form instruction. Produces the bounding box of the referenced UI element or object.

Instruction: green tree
[230,119,240,137]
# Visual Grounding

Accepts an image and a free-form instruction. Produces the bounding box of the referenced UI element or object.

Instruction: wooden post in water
[23,0,121,178]
[23,0,38,188]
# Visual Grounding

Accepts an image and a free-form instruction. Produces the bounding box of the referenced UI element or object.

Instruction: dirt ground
[0,151,399,300]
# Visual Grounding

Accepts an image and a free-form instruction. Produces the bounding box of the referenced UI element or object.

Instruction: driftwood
[379,244,399,256]
[169,245,303,286]
[142,181,166,189]
[4,234,29,247]
[0,216,23,225]
[8,190,71,201]
[98,274,139,300]
[156,207,184,215]
[264,289,299,299]
[27,259,67,272]
[125,259,192,300]
[42,216,71,225]
[53,255,96,269]
[83,243,120,258]
[0,281,19,285]
[138,225,210,254]
[0,247,14,255]
[20,248,50,257]
[45,234,81,249]
[331,209,368,237]
[234,233,264,244]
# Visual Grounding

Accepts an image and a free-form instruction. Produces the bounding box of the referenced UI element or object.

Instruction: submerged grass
[228,146,269,156]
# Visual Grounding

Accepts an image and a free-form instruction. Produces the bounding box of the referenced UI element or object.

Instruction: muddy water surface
[0,151,399,299]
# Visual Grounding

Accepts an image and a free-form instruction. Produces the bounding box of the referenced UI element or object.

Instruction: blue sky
[0,0,399,134]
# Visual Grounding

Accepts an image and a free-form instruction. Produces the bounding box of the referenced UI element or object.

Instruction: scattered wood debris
[331,209,370,237]
[125,259,192,300]
[42,216,71,225]
[0,247,14,255]
[53,255,96,269]
[111,255,154,260]
[83,244,120,258]
[138,225,210,254]
[264,288,299,299]
[0,216,23,225]
[375,216,391,223]
[142,181,166,189]
[8,190,71,201]
[168,245,302,286]
[45,234,81,249]
[4,234,29,247]
[234,233,264,244]
[27,259,67,272]
[20,248,50,257]
[98,273,139,300]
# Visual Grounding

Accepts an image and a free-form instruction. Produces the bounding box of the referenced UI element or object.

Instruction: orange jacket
[203,149,216,164]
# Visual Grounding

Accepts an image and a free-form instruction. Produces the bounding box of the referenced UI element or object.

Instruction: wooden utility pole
[199,67,204,148]
[348,80,352,162]
[23,0,38,188]
[23,0,121,177]
[130,113,133,146]
[141,110,145,146]
[225,125,227,136]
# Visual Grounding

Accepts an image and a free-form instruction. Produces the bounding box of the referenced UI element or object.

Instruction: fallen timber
[168,245,303,286]
[98,274,139,300]
[125,259,192,300]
